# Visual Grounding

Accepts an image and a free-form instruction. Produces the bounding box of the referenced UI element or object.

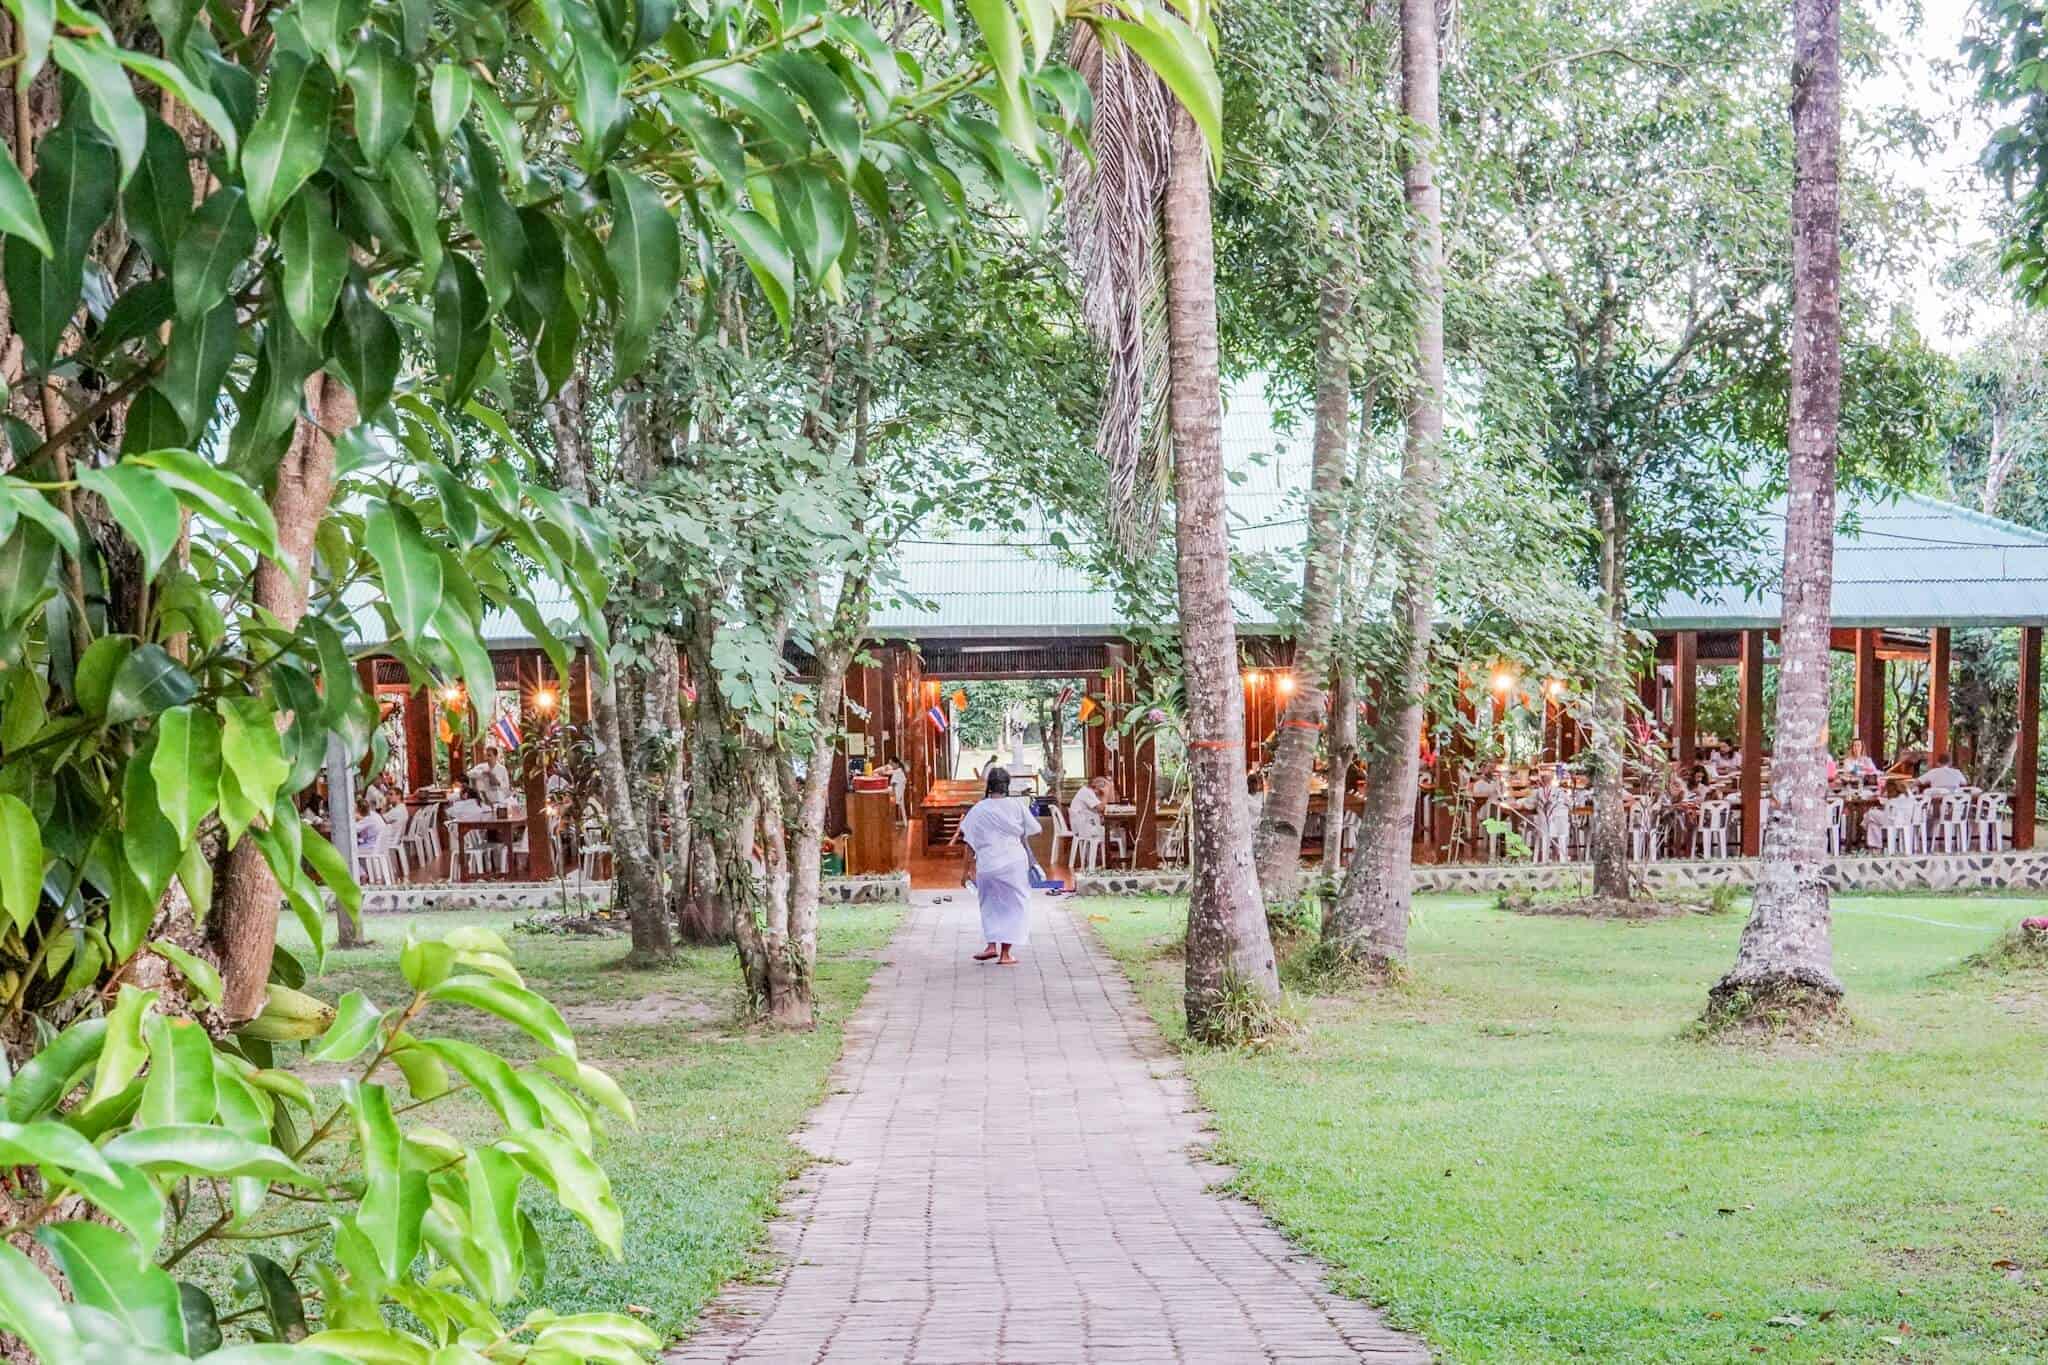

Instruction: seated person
[1518,770,1573,862]
[1917,751,1967,790]
[1069,776,1110,841]
[353,797,385,852]
[1247,768,1267,821]
[1839,739,1880,781]
[467,745,514,805]
[1467,762,1506,802]
[444,782,491,823]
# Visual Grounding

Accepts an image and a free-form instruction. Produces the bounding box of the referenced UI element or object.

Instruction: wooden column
[1739,628,1765,857]
[404,685,434,791]
[1082,661,1109,782]
[1854,628,1885,761]
[568,653,593,727]
[520,655,556,880]
[1131,653,1160,869]
[1928,626,1951,760]
[1673,631,1698,769]
[2018,626,2041,851]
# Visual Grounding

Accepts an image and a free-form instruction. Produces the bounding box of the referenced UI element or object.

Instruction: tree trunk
[1712,0,1844,1016]
[1587,475,1633,900]
[1254,283,1351,905]
[216,374,355,1020]
[546,373,673,965]
[1982,405,2014,517]
[1320,0,1445,967]
[1320,665,1358,888]
[682,615,749,946]
[776,639,849,1031]
[735,747,808,1024]
[1162,101,1280,1036]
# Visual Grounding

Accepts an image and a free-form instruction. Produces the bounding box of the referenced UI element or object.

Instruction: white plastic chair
[1875,795,1920,855]
[404,802,442,869]
[578,823,611,881]
[1934,793,1972,853]
[1531,804,1570,864]
[1628,802,1662,862]
[1048,804,1073,871]
[1694,801,1731,858]
[356,825,394,886]
[1824,798,1845,855]
[1975,793,2009,853]
[1072,827,1106,871]
[381,809,410,880]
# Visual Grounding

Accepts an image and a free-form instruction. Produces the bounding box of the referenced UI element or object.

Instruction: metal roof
[1644,491,2048,630]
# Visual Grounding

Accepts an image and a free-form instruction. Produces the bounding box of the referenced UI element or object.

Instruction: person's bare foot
[972,944,999,962]
[998,949,1019,966]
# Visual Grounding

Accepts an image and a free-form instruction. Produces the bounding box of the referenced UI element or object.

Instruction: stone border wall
[1076,851,2048,899]
[357,870,910,915]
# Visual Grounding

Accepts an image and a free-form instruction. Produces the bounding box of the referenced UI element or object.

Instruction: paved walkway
[670,892,1429,1365]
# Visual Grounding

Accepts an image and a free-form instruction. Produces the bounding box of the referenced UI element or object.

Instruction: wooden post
[404,685,434,791]
[1929,626,1951,761]
[1673,630,1698,770]
[521,655,555,881]
[2018,626,2041,851]
[568,653,593,727]
[1854,627,1885,761]
[1740,628,1765,857]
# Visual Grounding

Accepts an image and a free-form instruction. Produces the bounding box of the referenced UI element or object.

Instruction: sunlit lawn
[253,904,899,1344]
[1087,892,2048,1363]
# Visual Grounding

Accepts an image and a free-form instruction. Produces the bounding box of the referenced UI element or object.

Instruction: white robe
[960,796,1040,945]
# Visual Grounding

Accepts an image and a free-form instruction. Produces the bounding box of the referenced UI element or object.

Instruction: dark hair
[1689,764,1710,786]
[983,766,1011,798]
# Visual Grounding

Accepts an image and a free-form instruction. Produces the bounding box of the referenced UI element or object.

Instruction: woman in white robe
[953,767,1040,965]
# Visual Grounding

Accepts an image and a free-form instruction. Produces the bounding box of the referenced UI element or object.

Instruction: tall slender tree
[1069,27,1280,1036]
[1710,0,1845,1018]
[1320,0,1445,967]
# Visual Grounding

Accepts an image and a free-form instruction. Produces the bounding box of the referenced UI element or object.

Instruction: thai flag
[492,713,522,750]
[926,705,948,733]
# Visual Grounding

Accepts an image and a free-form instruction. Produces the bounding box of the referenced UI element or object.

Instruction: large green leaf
[0,1241,77,1361]
[534,1055,635,1126]
[154,299,239,441]
[242,51,334,230]
[1097,10,1222,165]
[9,0,53,79]
[39,1219,185,1350]
[428,975,576,1058]
[51,37,148,182]
[363,503,444,642]
[300,824,362,925]
[770,165,852,286]
[101,1125,318,1185]
[73,633,133,719]
[149,938,224,1006]
[76,463,181,577]
[0,795,42,935]
[2,121,118,371]
[88,985,156,1110]
[280,187,348,343]
[114,49,241,162]
[432,254,491,405]
[309,990,381,1063]
[139,1013,216,1127]
[172,184,256,322]
[0,150,50,258]
[498,1129,622,1256]
[298,0,369,71]
[429,62,472,142]
[344,33,414,167]
[4,1017,106,1122]
[0,1119,118,1184]
[715,208,794,333]
[105,643,197,725]
[761,50,863,174]
[603,168,680,375]
[148,703,222,845]
[121,735,183,899]
[563,0,625,167]
[345,1081,429,1282]
[415,1039,544,1130]
[132,449,283,564]
[219,695,290,840]
[329,279,400,417]
[694,65,811,152]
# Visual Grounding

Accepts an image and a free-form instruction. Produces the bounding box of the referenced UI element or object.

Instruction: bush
[0,924,657,1361]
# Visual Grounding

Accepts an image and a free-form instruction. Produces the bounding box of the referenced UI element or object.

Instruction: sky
[1875,0,2005,348]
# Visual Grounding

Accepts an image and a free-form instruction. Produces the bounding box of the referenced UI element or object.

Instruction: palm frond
[1064,26,1176,557]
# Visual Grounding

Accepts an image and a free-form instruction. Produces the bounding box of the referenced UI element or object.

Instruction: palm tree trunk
[1711,0,1844,1016]
[1254,284,1351,905]
[1162,100,1280,1035]
[1320,0,1444,967]
[1587,475,1633,900]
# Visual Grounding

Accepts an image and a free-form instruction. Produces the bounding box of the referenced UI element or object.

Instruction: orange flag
[951,688,968,711]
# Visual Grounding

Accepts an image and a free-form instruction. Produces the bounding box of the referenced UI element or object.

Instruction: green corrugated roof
[871,384,2048,639]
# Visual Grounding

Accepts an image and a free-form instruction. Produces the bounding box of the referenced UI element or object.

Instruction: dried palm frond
[1063,24,1176,557]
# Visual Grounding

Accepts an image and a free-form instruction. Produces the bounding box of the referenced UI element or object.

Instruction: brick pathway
[670,892,1429,1364]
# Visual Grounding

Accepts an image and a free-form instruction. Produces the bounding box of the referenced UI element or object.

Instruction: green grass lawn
[254,905,899,1344]
[1086,892,2048,1363]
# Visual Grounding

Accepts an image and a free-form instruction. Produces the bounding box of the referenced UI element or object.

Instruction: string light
[1491,668,1515,694]
[441,684,465,705]
[1243,669,1262,688]
[1544,678,1565,699]
[532,687,558,714]
[1276,674,1296,697]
